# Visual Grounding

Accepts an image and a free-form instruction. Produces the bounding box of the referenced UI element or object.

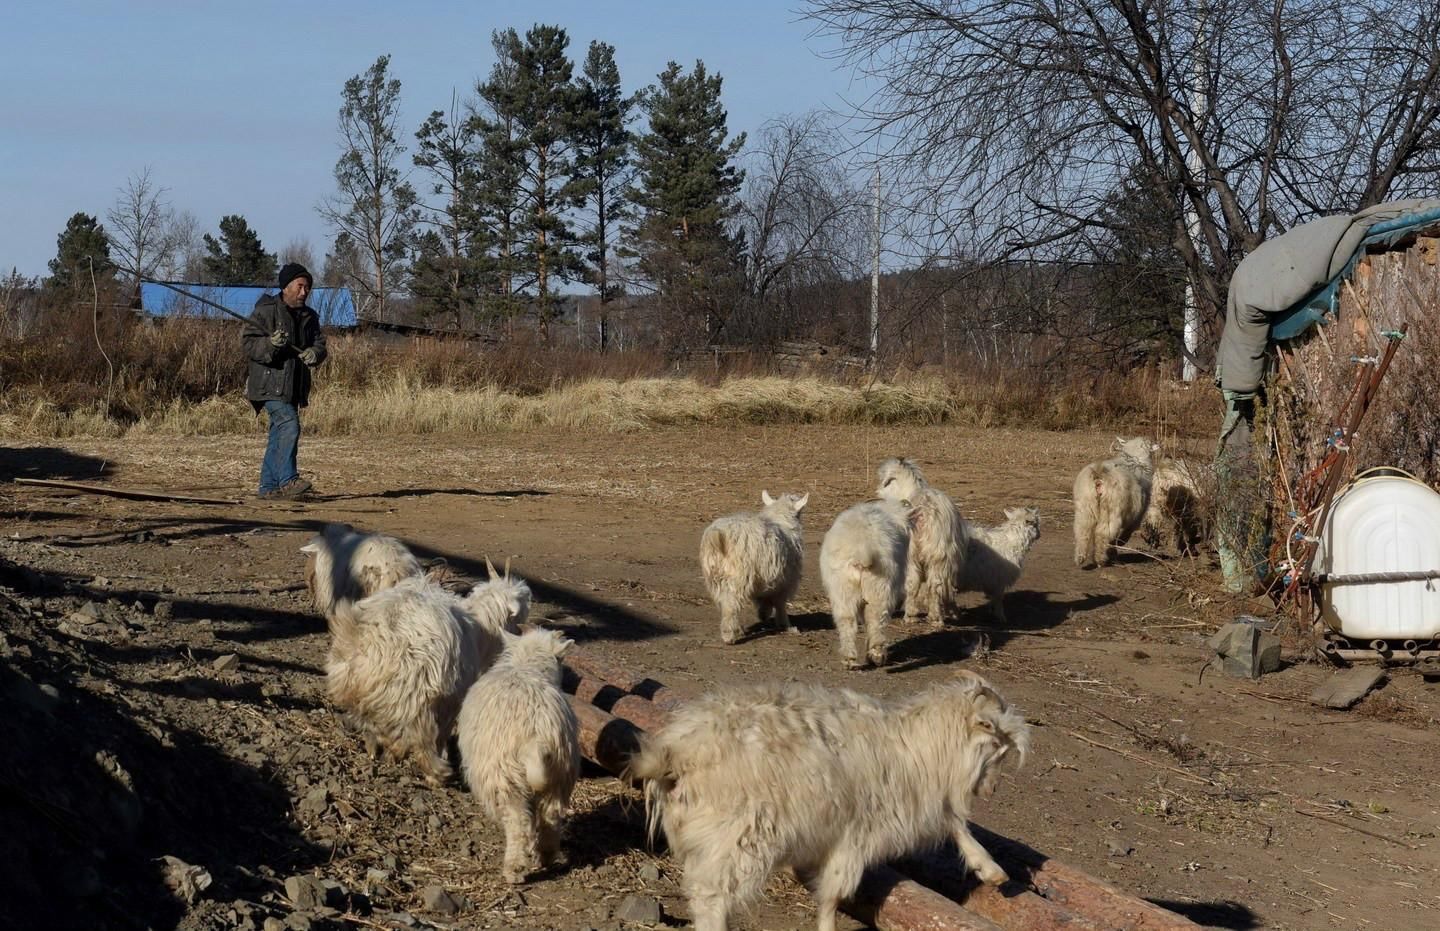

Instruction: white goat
[1140,458,1206,556]
[699,491,809,644]
[875,458,968,625]
[629,672,1029,931]
[1072,437,1159,568]
[959,507,1042,623]
[326,576,485,784]
[458,627,579,884]
[300,523,422,619]
[819,499,911,669]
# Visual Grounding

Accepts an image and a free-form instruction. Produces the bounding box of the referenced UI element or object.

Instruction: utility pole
[871,164,881,364]
[1182,1,1208,382]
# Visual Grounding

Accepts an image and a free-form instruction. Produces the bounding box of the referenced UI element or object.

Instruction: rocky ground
[2,427,1437,930]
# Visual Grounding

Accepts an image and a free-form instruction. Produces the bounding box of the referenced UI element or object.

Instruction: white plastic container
[1317,469,1440,641]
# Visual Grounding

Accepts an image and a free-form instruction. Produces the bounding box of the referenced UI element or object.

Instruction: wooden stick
[12,477,240,505]
[1292,807,1418,850]
[1066,730,1215,786]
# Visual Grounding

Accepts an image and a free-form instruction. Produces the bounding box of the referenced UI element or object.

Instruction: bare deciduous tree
[106,167,174,286]
[805,0,1440,366]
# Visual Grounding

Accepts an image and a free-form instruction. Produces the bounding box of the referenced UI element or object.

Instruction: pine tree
[47,213,114,291]
[413,93,484,328]
[573,40,635,350]
[321,54,418,322]
[510,23,587,342]
[202,215,278,285]
[471,28,528,327]
[626,60,746,343]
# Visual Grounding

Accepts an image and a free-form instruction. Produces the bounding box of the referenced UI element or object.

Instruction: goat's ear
[974,715,997,734]
[762,490,775,506]
[794,492,809,512]
[300,540,320,555]
[1004,507,1021,520]
[556,636,575,656]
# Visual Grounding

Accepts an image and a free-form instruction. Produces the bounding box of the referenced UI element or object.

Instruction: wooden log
[851,866,1004,931]
[13,477,240,505]
[900,854,1101,930]
[568,696,645,778]
[970,826,1200,930]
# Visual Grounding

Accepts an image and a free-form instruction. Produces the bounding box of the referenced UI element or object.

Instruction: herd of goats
[298,438,1199,931]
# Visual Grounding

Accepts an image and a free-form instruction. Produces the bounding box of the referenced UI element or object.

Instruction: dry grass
[0,306,1220,439]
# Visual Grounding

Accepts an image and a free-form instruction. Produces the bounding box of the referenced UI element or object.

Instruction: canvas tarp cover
[1217,197,1440,397]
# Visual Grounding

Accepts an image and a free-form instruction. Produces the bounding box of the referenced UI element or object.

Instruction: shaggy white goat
[699,490,809,644]
[1140,458,1206,556]
[300,523,422,619]
[819,500,911,669]
[959,507,1042,623]
[326,575,486,784]
[458,627,579,884]
[630,672,1029,931]
[875,458,968,625]
[1072,437,1159,568]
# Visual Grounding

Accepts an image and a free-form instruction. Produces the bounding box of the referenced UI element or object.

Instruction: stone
[298,786,329,818]
[1310,667,1387,710]
[213,653,241,674]
[1208,621,1282,678]
[283,875,327,910]
[613,895,662,926]
[263,919,286,931]
[160,855,213,904]
[153,600,174,621]
[285,915,312,931]
[422,885,459,916]
[637,863,661,883]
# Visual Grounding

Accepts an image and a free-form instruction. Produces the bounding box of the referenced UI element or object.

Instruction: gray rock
[1208,621,1282,678]
[637,863,661,884]
[263,919,286,931]
[1107,838,1134,857]
[613,895,663,926]
[153,600,174,621]
[284,875,327,910]
[213,653,241,674]
[422,884,459,915]
[285,914,312,931]
[160,855,213,904]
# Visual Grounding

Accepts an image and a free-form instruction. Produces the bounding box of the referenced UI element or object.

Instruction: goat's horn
[485,556,498,579]
[503,556,512,580]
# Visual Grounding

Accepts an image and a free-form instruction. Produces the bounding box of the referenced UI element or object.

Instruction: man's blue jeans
[259,400,301,494]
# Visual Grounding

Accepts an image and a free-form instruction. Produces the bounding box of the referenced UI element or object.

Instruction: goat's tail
[624,735,673,848]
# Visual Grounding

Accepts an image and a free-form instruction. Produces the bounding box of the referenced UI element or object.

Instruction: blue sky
[0,1,870,278]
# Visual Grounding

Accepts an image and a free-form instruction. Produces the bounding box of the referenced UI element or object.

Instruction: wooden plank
[1309,666,1386,709]
[13,477,240,505]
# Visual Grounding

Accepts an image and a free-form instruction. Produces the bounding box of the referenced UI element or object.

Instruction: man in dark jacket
[242,262,327,499]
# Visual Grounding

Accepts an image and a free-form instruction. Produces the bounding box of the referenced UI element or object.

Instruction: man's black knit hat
[278,262,313,291]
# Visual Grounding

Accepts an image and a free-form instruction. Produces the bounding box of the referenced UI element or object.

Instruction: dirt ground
[2,424,1437,931]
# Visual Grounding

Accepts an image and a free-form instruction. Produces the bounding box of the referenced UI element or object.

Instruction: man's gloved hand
[299,347,318,366]
[269,329,288,348]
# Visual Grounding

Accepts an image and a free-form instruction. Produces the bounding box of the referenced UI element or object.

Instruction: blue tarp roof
[138,282,358,327]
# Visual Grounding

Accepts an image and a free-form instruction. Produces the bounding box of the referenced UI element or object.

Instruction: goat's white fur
[630,672,1029,931]
[819,500,911,669]
[301,523,423,620]
[458,628,579,884]
[1072,437,1159,568]
[875,458,968,625]
[1140,458,1205,556]
[700,491,809,644]
[958,507,1042,622]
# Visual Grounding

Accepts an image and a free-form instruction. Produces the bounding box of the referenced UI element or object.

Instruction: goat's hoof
[977,862,1008,886]
[502,868,528,885]
[843,658,866,671]
[868,650,889,668]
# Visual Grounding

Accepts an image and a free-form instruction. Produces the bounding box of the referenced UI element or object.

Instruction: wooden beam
[12,477,240,505]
